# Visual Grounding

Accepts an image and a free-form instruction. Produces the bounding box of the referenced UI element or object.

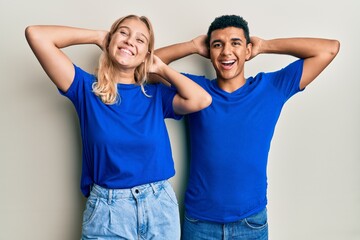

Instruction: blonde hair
[93,15,155,104]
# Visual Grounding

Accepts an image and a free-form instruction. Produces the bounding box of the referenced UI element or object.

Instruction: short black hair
[206,15,250,47]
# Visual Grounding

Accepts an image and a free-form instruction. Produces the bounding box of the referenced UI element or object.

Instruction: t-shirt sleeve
[159,73,209,119]
[270,59,304,100]
[58,64,94,110]
[158,83,182,120]
[181,73,207,87]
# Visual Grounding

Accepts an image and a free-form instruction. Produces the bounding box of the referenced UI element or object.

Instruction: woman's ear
[104,31,114,50]
[143,52,151,63]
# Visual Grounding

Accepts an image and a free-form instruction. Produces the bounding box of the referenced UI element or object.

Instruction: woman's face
[108,18,150,70]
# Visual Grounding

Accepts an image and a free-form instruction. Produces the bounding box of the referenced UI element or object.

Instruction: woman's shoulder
[73,64,97,85]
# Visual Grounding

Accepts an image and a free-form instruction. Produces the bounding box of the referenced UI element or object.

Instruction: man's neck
[217,76,247,93]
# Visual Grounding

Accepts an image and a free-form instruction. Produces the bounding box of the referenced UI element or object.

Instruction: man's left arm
[250,37,340,90]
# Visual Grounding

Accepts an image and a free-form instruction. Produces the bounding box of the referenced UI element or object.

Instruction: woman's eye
[120,31,128,36]
[137,39,144,44]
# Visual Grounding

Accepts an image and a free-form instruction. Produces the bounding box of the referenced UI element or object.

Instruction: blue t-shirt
[183,59,304,223]
[60,65,180,197]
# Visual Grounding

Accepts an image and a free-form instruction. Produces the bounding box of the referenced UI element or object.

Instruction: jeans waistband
[90,180,167,203]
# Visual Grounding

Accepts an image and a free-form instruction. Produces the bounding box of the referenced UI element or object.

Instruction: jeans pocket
[244,208,268,230]
[184,214,200,223]
[82,196,100,226]
[162,181,179,206]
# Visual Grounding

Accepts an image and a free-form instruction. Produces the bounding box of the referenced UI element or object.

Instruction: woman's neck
[114,68,136,84]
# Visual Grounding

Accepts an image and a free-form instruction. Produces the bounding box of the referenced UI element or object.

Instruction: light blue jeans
[181,208,268,240]
[81,180,180,240]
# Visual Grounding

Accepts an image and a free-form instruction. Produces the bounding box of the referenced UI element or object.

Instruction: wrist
[189,40,199,54]
[155,62,167,77]
[96,30,107,48]
[261,39,277,54]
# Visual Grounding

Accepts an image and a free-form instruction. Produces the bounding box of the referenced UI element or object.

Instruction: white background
[1,0,359,239]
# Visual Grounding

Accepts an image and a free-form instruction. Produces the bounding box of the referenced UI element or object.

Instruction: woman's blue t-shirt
[60,65,180,197]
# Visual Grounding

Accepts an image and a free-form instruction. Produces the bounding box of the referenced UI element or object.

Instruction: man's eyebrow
[210,39,222,45]
[210,38,243,45]
[231,38,243,42]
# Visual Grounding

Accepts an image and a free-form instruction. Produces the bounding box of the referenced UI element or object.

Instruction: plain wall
[1,0,359,239]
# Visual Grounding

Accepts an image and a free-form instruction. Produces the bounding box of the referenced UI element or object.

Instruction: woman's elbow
[330,39,340,56]
[25,25,41,44]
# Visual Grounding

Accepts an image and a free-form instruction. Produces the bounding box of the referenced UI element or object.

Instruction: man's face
[209,27,251,82]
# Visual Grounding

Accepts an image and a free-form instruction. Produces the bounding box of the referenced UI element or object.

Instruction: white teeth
[222,60,235,64]
[120,48,133,55]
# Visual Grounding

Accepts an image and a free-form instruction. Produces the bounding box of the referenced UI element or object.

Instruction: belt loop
[150,183,156,194]
[108,189,113,204]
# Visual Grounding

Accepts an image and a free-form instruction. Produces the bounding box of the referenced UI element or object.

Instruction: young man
[155,15,339,239]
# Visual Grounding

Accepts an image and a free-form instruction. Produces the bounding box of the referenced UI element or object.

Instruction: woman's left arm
[151,55,212,115]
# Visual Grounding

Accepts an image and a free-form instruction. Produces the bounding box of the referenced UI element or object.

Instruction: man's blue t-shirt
[183,59,304,223]
[60,65,180,197]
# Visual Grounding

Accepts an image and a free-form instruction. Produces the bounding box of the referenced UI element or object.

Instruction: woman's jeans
[81,180,180,240]
[182,208,268,240]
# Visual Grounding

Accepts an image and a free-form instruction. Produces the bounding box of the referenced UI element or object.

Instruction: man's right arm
[155,35,209,64]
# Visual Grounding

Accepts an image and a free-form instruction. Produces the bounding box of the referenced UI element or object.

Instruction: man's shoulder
[181,72,212,84]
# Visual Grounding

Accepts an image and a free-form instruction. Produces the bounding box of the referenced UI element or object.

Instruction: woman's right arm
[25,25,107,92]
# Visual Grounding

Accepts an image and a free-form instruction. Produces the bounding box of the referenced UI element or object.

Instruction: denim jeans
[181,208,268,240]
[81,180,180,240]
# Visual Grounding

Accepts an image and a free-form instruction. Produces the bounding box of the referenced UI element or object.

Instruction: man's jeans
[182,208,268,240]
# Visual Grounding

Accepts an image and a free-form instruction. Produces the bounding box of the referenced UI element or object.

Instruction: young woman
[25,15,211,239]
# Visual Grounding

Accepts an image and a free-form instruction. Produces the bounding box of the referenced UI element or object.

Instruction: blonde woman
[25,15,211,239]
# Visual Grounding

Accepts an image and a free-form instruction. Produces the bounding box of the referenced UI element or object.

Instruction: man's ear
[245,43,252,61]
